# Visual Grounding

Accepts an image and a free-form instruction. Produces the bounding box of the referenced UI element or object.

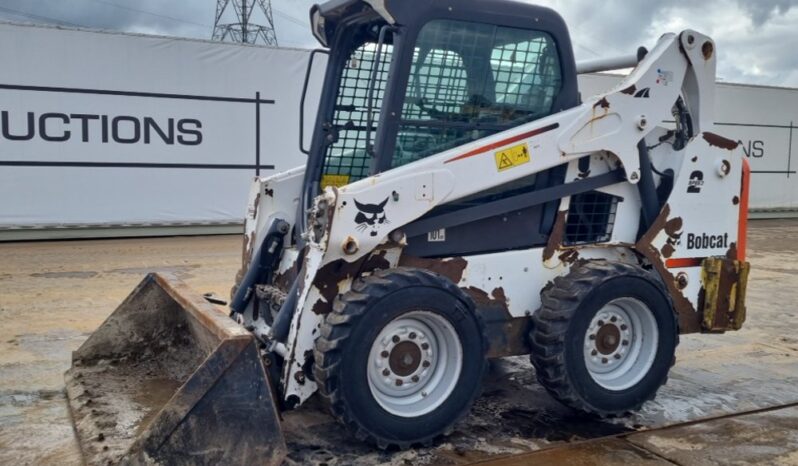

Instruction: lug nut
[620,324,628,331]
[409,332,416,340]
[382,369,390,376]
[395,379,403,386]
[591,350,598,356]
[422,361,431,368]
[598,320,605,326]
[622,340,629,346]
[381,350,389,358]
[602,358,608,364]
[614,354,622,359]
[411,375,419,383]
[610,316,617,323]
[421,343,429,350]
[589,334,596,340]
[392,335,400,343]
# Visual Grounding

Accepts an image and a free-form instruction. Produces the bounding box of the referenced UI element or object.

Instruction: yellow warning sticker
[321,174,351,189]
[494,143,530,172]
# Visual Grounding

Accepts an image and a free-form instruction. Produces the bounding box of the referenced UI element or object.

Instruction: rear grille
[564,191,619,245]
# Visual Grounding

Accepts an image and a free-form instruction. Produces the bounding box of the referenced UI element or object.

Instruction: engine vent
[564,191,619,245]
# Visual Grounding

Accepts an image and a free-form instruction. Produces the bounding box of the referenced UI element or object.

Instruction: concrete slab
[0,220,797,465]
[475,404,798,466]
[627,405,798,465]
[472,438,674,466]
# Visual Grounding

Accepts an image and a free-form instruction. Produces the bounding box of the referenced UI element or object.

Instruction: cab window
[393,20,562,168]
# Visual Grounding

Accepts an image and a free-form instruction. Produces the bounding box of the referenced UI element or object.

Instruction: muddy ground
[1,220,798,465]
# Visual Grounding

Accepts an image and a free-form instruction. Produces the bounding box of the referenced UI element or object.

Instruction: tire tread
[529,260,679,417]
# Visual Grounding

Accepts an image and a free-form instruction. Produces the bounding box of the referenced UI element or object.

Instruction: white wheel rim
[367,310,463,417]
[583,297,659,391]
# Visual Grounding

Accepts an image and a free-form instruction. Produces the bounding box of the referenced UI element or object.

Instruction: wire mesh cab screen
[564,191,620,245]
[394,20,562,168]
[320,30,394,189]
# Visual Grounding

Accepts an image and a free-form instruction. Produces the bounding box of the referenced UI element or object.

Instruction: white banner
[0,22,323,230]
[0,21,795,239]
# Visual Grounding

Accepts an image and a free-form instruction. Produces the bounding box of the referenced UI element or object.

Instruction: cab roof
[310,0,570,48]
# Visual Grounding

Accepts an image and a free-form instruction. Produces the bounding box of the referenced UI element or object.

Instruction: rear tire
[529,261,678,416]
[313,267,487,449]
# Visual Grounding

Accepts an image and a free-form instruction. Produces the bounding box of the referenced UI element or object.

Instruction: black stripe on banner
[0,83,276,104]
[0,161,276,170]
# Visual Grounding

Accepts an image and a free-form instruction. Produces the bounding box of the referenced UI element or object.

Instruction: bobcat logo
[354,198,390,237]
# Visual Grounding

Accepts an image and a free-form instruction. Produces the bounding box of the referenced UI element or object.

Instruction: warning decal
[321,174,351,189]
[494,143,530,172]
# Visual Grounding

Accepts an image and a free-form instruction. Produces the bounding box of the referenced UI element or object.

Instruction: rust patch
[701,40,714,60]
[491,287,508,306]
[721,160,731,175]
[241,232,254,268]
[664,217,683,236]
[703,132,739,150]
[700,257,747,331]
[311,299,328,316]
[293,370,305,385]
[676,272,688,290]
[483,316,532,358]
[593,97,610,110]
[558,249,580,264]
[464,286,509,312]
[252,189,261,215]
[398,256,468,284]
[466,286,493,306]
[311,250,391,315]
[660,216,683,259]
[726,242,738,260]
[620,85,636,95]
[272,267,297,292]
[543,210,568,262]
[635,204,701,333]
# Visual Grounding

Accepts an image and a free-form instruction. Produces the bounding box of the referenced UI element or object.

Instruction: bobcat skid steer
[66,0,751,464]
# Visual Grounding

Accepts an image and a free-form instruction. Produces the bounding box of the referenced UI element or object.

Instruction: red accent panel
[444,123,560,164]
[665,258,704,268]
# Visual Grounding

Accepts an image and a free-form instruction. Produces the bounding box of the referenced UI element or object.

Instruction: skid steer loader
[66,0,751,464]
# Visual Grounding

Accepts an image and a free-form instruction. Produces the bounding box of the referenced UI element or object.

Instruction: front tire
[529,261,678,416]
[313,267,487,449]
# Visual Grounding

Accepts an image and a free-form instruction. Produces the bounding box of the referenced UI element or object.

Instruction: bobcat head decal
[354,197,390,237]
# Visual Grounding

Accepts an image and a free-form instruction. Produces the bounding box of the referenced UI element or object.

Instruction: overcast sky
[0,0,796,87]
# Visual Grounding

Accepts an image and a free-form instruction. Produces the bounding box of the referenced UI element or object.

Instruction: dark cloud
[0,0,795,86]
[534,0,798,87]
[736,0,797,26]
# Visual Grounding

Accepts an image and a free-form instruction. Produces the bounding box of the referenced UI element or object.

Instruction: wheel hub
[389,341,422,376]
[595,324,621,355]
[367,311,463,417]
[583,297,659,391]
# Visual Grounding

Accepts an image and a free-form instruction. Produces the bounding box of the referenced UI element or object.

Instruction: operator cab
[304,0,580,255]
[307,0,578,187]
